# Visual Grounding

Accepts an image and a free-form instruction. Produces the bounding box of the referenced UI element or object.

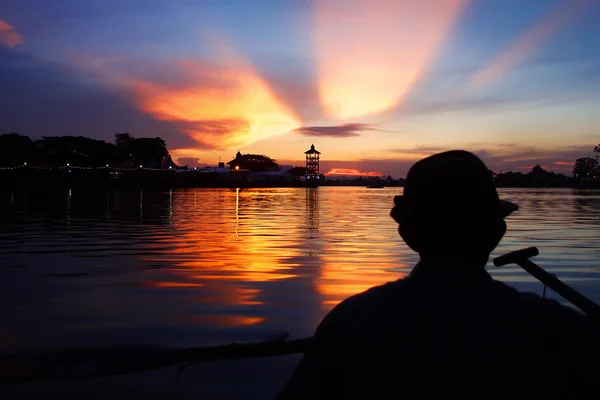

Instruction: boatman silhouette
[277,150,600,399]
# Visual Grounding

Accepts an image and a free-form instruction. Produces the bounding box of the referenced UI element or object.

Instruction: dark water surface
[1,187,600,351]
[0,187,599,397]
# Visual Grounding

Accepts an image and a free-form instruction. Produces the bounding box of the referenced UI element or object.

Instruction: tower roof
[305,144,321,154]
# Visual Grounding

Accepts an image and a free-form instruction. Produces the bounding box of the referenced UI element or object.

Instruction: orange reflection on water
[187,284,263,306]
[143,281,204,288]
[318,261,406,309]
[183,315,265,327]
[141,189,306,327]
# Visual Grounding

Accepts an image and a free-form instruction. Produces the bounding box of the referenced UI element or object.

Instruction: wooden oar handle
[494,247,600,322]
[493,247,539,267]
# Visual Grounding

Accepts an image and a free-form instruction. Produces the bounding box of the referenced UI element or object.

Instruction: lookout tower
[305,144,321,175]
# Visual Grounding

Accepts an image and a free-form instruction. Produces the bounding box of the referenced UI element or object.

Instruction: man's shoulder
[318,275,594,333]
[315,277,413,333]
[338,277,412,309]
[485,279,595,327]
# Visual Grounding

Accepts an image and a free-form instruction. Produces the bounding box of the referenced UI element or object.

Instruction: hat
[391,150,518,223]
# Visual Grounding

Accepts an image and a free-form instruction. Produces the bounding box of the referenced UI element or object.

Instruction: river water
[0,187,599,397]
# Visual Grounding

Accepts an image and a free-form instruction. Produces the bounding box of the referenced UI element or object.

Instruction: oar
[493,247,600,321]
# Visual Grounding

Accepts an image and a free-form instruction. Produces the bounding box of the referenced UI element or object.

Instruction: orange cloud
[469,0,591,87]
[314,0,467,119]
[126,60,300,150]
[0,20,24,48]
[325,168,383,177]
[553,161,574,166]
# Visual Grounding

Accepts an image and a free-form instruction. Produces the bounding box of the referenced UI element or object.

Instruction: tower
[304,144,321,175]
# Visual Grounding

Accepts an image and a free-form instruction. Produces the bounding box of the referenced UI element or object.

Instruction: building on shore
[196,162,229,174]
[305,144,320,175]
[304,144,321,185]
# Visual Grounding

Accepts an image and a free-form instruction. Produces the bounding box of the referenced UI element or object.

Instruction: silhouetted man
[277,151,600,399]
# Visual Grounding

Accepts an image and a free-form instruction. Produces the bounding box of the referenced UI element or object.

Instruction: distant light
[66,163,70,167]
[169,166,172,169]
[235,165,240,171]
[140,165,143,168]
[23,162,27,166]
[106,164,109,167]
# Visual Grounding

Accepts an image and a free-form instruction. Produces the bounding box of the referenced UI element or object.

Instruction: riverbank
[1,168,598,189]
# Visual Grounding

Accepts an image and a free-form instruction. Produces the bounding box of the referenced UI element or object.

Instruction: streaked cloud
[463,145,591,174]
[469,0,592,87]
[123,58,300,150]
[0,47,196,147]
[324,168,383,177]
[553,161,574,166]
[314,0,467,119]
[0,20,24,48]
[294,123,373,138]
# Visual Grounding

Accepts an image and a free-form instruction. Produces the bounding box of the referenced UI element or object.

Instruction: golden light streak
[129,62,300,150]
[469,0,591,87]
[553,161,574,166]
[314,0,467,119]
[317,248,408,308]
[140,189,305,326]
[184,315,265,327]
[143,281,204,288]
[0,20,24,48]
[325,168,383,177]
[318,266,405,307]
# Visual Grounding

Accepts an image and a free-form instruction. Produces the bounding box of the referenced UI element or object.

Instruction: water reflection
[0,188,599,350]
[143,188,308,329]
[316,187,408,309]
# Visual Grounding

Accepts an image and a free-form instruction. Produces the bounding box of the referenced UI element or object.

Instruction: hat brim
[390,196,518,223]
[498,199,519,218]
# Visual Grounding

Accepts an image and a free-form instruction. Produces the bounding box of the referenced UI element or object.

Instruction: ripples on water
[0,187,599,351]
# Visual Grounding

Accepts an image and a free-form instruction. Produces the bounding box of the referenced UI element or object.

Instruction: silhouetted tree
[227,152,279,172]
[0,133,37,166]
[114,133,168,167]
[132,137,168,166]
[531,165,550,183]
[36,136,118,167]
[573,157,599,181]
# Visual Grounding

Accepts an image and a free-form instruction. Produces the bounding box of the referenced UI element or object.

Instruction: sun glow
[125,59,300,150]
[314,0,467,119]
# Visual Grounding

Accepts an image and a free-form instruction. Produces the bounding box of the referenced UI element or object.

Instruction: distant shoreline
[1,168,598,190]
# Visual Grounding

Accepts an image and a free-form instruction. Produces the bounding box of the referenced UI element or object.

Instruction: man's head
[390,150,518,264]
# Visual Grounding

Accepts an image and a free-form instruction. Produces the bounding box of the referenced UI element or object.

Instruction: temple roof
[304,144,321,154]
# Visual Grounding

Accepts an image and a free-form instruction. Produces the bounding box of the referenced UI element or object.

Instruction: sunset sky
[1,0,599,177]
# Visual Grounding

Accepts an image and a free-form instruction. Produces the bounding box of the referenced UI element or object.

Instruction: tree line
[573,145,600,182]
[0,133,286,172]
[1,133,598,185]
[0,133,170,168]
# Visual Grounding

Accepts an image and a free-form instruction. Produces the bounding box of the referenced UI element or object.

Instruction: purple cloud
[294,123,374,138]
